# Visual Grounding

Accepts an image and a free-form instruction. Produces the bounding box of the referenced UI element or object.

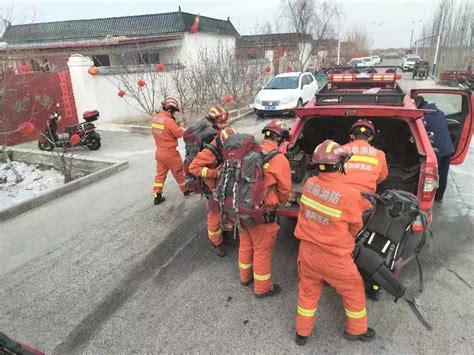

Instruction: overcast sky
[3,0,441,48]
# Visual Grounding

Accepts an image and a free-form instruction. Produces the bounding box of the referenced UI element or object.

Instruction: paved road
[1,72,473,354]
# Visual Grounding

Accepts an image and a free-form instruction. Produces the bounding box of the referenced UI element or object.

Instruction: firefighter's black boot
[295,334,308,346]
[343,327,376,342]
[367,284,382,301]
[255,284,281,299]
[211,243,226,257]
[154,193,165,205]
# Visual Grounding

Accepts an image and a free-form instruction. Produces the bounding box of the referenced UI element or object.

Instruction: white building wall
[180,32,235,66]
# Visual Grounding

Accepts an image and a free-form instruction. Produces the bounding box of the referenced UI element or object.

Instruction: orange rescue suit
[152,111,187,194]
[342,139,388,208]
[238,139,292,295]
[294,172,368,337]
[188,138,226,246]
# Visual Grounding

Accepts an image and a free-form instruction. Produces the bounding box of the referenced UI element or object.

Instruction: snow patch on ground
[0,161,64,209]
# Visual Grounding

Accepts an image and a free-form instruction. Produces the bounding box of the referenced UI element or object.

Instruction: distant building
[0,11,239,72]
[236,33,313,73]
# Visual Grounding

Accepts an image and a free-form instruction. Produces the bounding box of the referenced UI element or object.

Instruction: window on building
[92,54,111,67]
[136,51,160,65]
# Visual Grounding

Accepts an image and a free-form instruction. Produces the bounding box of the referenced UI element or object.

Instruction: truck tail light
[421,166,439,203]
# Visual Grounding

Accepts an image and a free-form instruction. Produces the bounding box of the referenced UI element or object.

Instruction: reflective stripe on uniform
[201,167,209,178]
[345,308,367,319]
[297,305,317,318]
[152,123,165,130]
[300,194,342,218]
[349,155,379,165]
[239,262,252,270]
[154,182,164,187]
[253,272,271,281]
[208,229,222,237]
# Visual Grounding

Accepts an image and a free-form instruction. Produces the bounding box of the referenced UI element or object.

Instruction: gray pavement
[1,69,473,354]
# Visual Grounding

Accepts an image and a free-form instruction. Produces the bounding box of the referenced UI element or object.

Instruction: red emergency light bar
[328,73,401,83]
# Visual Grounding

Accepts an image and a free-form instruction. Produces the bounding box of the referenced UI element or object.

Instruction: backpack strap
[262,149,281,164]
[204,143,223,165]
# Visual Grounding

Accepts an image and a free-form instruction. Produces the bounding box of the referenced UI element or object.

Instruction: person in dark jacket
[415,96,455,202]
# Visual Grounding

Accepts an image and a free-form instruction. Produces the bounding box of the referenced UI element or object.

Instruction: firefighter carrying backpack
[215,133,280,230]
[353,189,432,330]
[183,122,221,195]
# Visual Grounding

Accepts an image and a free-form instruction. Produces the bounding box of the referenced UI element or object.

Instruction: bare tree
[281,0,339,71]
[344,26,373,60]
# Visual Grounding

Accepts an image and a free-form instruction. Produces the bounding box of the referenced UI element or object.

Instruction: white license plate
[265,106,276,111]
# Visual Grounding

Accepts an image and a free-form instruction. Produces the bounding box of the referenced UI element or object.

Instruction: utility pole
[432,11,445,77]
[337,36,341,65]
[409,29,414,50]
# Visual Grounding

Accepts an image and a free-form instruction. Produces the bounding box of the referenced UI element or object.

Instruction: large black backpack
[354,189,432,330]
[183,122,221,195]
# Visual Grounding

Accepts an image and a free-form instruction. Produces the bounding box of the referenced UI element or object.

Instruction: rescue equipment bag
[183,122,221,194]
[354,189,432,330]
[215,133,280,230]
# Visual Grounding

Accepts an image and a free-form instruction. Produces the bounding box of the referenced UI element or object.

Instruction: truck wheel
[86,137,101,150]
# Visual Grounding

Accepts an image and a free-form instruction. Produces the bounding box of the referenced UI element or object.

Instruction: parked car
[348,56,374,67]
[371,55,382,64]
[280,67,473,233]
[254,72,319,117]
[402,55,421,71]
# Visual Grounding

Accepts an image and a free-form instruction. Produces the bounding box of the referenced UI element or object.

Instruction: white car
[402,55,421,71]
[371,55,382,64]
[348,56,374,67]
[254,72,318,117]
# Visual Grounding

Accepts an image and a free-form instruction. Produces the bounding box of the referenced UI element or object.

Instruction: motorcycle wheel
[86,137,101,150]
[38,140,54,151]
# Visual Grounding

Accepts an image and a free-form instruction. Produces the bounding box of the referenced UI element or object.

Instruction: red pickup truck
[279,68,473,231]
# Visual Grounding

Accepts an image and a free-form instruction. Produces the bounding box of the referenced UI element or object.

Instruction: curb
[229,108,254,124]
[0,160,128,222]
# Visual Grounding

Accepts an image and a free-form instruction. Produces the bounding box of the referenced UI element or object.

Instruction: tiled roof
[1,11,239,44]
[237,33,313,47]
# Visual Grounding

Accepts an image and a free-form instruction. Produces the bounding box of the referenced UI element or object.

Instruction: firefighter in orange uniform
[342,118,388,209]
[152,97,191,205]
[294,140,376,346]
[238,120,291,298]
[189,123,237,257]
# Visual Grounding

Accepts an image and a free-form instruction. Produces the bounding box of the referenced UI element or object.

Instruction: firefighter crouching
[294,140,376,346]
[152,97,191,205]
[342,118,388,210]
[189,124,237,257]
[238,120,292,298]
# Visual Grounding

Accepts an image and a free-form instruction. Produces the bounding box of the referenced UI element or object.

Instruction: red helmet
[311,139,351,166]
[162,97,180,112]
[262,119,290,141]
[216,127,237,149]
[351,118,375,136]
[206,105,229,125]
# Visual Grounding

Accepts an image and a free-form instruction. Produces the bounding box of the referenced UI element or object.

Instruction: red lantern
[87,66,98,76]
[156,63,165,72]
[264,66,272,74]
[118,89,126,98]
[287,65,293,72]
[223,95,234,104]
[137,79,146,88]
[69,134,81,146]
[18,122,35,134]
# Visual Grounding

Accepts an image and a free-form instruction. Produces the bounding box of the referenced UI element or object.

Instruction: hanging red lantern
[69,134,81,146]
[87,66,98,76]
[287,65,293,72]
[223,95,234,104]
[118,89,126,98]
[137,79,146,87]
[156,63,165,72]
[264,66,272,74]
[18,122,35,134]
